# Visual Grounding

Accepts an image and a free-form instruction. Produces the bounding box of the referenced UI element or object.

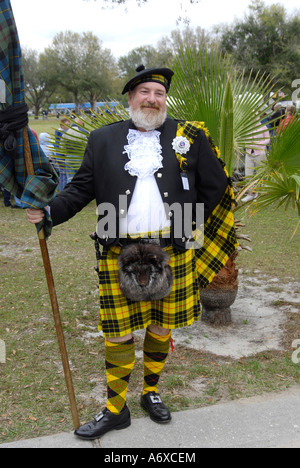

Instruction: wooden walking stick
[23,127,80,430]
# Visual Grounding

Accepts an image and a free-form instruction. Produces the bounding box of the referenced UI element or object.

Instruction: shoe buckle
[95,411,104,422]
[150,394,162,404]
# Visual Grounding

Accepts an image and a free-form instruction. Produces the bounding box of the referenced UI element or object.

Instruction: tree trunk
[34,104,40,119]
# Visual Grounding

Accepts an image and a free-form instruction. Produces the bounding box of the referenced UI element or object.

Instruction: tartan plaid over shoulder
[0,0,58,238]
[176,121,239,288]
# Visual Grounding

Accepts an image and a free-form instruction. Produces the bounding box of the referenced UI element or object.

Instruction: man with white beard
[26,65,238,440]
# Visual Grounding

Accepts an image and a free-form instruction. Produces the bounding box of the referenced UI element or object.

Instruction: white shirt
[120,129,171,235]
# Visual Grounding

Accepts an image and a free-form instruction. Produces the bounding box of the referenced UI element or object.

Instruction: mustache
[141,104,160,110]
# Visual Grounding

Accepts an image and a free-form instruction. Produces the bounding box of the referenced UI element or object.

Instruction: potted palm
[166,43,277,325]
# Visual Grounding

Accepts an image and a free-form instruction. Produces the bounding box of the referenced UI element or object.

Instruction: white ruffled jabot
[120,129,170,235]
[123,129,163,178]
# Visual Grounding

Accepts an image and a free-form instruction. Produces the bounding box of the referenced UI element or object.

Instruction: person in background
[62,117,88,183]
[242,115,270,203]
[277,105,296,134]
[269,103,285,140]
[53,117,70,191]
[0,183,11,207]
[39,132,54,161]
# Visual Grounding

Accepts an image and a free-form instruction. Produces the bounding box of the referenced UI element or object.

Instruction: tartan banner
[0,0,58,238]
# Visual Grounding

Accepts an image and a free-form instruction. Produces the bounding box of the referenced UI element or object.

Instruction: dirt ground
[171,270,300,359]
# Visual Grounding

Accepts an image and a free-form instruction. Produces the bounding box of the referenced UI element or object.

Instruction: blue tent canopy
[49,101,118,111]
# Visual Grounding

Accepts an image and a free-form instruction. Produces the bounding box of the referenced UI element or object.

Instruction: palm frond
[219,76,234,174]
[49,102,129,170]
[240,114,300,232]
[266,115,300,175]
[167,44,230,145]
[167,43,276,177]
[244,115,300,190]
[246,171,300,233]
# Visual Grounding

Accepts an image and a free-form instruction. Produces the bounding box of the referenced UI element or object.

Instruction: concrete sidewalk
[1,385,300,449]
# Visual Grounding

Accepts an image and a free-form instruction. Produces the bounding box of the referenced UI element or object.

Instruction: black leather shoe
[74,405,131,440]
[141,392,171,424]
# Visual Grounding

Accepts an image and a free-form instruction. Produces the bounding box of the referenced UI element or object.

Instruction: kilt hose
[105,338,135,414]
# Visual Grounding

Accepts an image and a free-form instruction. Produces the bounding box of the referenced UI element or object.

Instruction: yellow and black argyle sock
[105,338,135,415]
[142,329,171,395]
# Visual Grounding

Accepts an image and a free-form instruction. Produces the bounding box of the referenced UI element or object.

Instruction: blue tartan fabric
[0,0,58,238]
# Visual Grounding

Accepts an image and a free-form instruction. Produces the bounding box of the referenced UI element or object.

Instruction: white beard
[129,106,167,131]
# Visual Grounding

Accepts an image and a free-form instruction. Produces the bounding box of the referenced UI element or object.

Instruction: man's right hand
[26,208,45,225]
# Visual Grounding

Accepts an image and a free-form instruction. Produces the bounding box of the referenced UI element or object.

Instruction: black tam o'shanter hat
[122,65,174,95]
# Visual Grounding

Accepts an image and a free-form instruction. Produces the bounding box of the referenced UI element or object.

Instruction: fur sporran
[118,242,173,301]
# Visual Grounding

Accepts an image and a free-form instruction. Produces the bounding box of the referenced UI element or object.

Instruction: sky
[11,0,300,59]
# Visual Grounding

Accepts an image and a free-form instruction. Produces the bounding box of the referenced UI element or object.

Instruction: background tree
[217,0,300,96]
[22,48,56,118]
[78,34,119,111]
[83,0,200,6]
[161,25,217,57]
[83,0,201,24]
[117,26,216,105]
[118,45,172,77]
[84,0,148,5]
[41,31,118,113]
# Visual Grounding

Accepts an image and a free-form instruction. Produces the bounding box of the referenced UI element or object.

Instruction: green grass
[28,116,63,140]
[0,164,300,443]
[235,205,300,280]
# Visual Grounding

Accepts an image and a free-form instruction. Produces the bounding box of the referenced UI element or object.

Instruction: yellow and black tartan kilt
[98,245,201,338]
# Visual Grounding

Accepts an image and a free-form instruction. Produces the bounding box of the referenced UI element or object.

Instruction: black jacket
[49,118,228,250]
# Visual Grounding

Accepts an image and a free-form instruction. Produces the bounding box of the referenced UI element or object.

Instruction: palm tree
[166,44,275,173]
[166,43,300,324]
